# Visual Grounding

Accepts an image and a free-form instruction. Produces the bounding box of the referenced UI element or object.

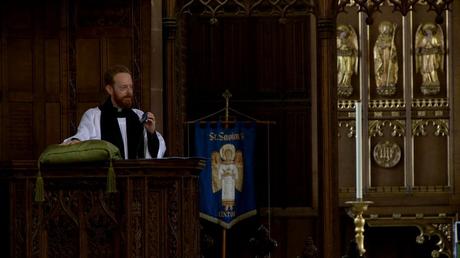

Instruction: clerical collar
[114,107,129,118]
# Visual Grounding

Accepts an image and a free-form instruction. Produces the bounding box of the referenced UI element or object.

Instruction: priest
[62,65,166,159]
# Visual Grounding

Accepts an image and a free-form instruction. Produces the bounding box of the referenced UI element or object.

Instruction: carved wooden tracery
[339,0,453,24]
[179,0,315,22]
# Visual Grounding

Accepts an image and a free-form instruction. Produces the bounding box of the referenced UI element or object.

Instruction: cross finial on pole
[222,89,232,122]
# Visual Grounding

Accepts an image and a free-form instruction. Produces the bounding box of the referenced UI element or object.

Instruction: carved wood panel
[337,1,457,257]
[3,159,203,258]
[337,2,452,197]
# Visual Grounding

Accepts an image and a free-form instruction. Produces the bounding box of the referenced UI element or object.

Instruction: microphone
[140,112,148,124]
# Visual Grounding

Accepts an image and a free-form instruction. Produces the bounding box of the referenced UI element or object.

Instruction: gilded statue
[337,24,358,97]
[415,22,444,95]
[373,21,398,96]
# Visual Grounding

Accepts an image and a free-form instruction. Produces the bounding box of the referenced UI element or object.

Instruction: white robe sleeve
[134,109,167,158]
[63,107,166,159]
[155,131,167,158]
[62,108,101,143]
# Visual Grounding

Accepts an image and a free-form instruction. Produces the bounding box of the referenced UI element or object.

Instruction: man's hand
[144,112,156,134]
[60,139,81,145]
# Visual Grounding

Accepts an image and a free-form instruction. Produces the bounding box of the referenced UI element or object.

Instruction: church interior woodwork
[0,0,459,257]
[337,1,458,258]
[1,158,204,258]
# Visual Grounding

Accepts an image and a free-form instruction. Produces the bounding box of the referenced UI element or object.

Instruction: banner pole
[222,89,232,123]
[222,228,227,258]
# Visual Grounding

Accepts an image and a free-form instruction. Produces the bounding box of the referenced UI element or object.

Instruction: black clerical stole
[99,98,145,159]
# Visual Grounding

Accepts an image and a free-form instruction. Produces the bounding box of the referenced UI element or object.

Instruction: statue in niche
[415,22,444,95]
[373,21,398,96]
[337,24,358,97]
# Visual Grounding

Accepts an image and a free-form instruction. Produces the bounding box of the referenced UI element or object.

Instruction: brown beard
[113,94,133,109]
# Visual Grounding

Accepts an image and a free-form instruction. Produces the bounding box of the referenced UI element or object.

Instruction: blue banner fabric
[194,121,257,229]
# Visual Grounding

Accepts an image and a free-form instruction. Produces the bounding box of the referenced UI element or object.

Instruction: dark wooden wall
[0,0,153,161]
[0,0,337,256]
[1,0,69,160]
[175,0,340,256]
[185,16,313,208]
[184,16,316,257]
[2,0,459,257]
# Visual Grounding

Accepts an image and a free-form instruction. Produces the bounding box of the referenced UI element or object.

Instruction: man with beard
[62,65,166,159]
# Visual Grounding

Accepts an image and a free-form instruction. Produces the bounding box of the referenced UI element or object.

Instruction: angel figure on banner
[211,144,244,212]
[337,23,358,97]
[415,22,444,95]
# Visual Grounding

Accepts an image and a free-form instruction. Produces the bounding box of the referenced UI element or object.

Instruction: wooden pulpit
[0,158,205,258]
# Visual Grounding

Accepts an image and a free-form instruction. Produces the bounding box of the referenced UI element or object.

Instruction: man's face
[108,72,133,109]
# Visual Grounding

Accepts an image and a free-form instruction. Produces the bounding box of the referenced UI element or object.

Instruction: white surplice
[63,107,166,158]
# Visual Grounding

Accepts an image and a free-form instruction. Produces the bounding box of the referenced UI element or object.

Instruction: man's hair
[104,65,131,86]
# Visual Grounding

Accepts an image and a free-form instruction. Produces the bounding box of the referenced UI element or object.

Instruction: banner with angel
[194,121,256,229]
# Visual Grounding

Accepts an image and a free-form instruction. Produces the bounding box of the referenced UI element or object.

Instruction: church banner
[194,121,256,229]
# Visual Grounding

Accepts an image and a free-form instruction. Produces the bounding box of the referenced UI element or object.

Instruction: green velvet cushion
[35,140,122,202]
[39,140,122,164]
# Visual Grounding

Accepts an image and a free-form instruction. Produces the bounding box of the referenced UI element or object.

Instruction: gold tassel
[34,167,45,202]
[106,160,117,193]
